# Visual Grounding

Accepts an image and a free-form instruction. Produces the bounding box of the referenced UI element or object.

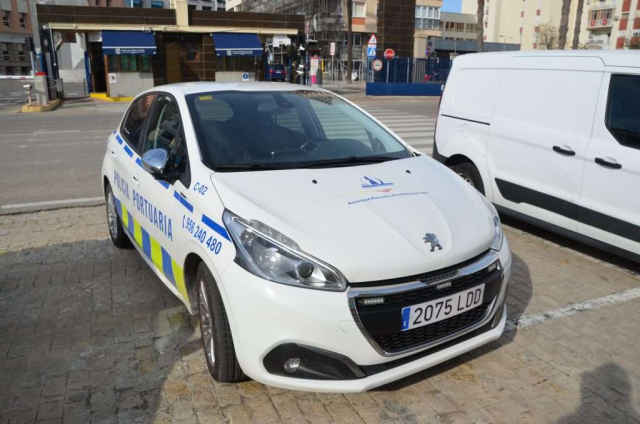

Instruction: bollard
[23,84,32,106]
[34,72,48,105]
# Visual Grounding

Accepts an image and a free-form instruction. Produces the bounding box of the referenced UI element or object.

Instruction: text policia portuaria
[133,190,174,241]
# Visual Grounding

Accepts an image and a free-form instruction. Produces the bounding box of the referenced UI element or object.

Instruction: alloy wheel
[199,280,215,366]
[107,190,118,237]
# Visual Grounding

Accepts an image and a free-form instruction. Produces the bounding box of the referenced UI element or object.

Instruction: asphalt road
[0,86,440,213]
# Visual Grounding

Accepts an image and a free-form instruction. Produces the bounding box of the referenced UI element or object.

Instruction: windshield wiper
[214,164,285,172]
[299,156,400,169]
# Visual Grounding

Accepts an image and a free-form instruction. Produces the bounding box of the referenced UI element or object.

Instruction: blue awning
[212,33,263,57]
[102,31,156,56]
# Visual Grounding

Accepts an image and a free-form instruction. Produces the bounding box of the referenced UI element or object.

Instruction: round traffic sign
[372,59,383,72]
[384,49,395,61]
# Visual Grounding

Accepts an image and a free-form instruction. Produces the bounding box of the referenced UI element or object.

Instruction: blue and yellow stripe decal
[113,130,170,190]
[202,214,231,241]
[114,195,190,303]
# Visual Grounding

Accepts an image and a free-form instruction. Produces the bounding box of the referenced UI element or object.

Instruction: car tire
[105,184,132,248]
[197,262,246,383]
[451,162,485,195]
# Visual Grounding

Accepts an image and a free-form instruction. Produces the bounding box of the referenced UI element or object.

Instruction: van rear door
[577,71,640,258]
[488,56,604,233]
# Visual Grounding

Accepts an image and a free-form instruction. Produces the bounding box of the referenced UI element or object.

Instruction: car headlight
[223,210,347,291]
[481,195,504,252]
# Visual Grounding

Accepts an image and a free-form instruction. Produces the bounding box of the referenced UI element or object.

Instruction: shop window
[108,55,153,73]
[0,43,9,61]
[215,56,255,72]
[2,11,10,28]
[19,13,26,30]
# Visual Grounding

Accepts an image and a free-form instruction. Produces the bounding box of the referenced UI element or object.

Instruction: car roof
[147,82,323,98]
[455,50,640,69]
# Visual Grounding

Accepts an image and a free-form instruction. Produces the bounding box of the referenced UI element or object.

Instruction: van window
[606,74,640,150]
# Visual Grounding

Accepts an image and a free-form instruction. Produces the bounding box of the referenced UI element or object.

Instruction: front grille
[372,303,490,353]
[352,260,501,354]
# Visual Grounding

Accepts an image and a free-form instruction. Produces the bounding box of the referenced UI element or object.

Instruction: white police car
[102,82,512,392]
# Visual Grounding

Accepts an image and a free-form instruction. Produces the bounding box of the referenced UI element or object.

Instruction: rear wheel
[197,263,246,383]
[105,184,131,248]
[451,162,485,195]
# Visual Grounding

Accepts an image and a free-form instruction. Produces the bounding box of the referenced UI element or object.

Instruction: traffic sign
[367,45,376,58]
[372,59,383,72]
[242,72,250,81]
[384,48,395,61]
[330,42,335,56]
[368,34,377,46]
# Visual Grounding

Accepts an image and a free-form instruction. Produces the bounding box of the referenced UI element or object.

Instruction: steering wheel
[299,137,325,153]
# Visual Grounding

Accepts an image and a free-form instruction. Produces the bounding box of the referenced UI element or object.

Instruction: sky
[441,0,462,13]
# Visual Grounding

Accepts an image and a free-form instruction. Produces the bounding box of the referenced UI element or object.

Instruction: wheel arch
[444,154,474,168]
[183,252,204,314]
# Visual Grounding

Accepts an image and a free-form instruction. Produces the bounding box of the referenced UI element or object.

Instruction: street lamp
[499,35,513,51]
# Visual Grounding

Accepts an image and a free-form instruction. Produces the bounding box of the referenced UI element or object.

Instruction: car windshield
[185,90,412,171]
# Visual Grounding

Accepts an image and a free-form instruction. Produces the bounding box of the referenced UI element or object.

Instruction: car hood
[210,156,495,283]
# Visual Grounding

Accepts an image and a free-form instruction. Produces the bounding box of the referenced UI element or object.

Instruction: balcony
[589,0,617,10]
[588,18,614,29]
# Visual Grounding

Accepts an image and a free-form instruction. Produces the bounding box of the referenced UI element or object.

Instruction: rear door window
[606,74,640,150]
[121,94,155,151]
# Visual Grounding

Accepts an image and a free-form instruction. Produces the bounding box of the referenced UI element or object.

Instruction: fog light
[284,358,300,374]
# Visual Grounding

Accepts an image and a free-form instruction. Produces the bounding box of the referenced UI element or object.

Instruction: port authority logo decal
[361,176,394,192]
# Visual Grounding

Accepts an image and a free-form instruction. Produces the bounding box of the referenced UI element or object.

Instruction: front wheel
[197,263,246,383]
[450,162,485,195]
[105,184,131,248]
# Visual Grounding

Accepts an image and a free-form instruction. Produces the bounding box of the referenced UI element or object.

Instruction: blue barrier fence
[366,57,452,96]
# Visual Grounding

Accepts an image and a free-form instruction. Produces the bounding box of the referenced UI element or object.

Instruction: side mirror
[141,148,169,178]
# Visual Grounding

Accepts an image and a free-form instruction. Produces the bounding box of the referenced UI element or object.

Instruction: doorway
[89,42,106,93]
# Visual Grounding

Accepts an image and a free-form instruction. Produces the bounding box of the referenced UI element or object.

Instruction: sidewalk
[1,207,639,423]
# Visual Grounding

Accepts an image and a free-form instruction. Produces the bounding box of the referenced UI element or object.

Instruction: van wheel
[451,162,485,195]
[105,184,132,248]
[197,263,246,383]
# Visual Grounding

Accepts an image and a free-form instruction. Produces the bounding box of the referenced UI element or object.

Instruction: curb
[20,99,61,113]
[90,93,133,102]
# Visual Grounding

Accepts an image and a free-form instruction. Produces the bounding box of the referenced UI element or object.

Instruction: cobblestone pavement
[1,207,639,424]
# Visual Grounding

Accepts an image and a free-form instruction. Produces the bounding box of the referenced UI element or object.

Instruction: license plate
[401,285,485,331]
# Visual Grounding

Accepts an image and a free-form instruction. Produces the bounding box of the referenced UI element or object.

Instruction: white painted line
[1,197,104,210]
[392,131,435,138]
[505,287,640,333]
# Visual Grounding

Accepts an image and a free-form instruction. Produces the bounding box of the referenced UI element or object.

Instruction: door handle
[131,175,141,186]
[552,145,575,156]
[595,157,622,170]
[109,150,117,158]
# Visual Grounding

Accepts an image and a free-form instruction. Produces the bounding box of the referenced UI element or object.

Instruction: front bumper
[219,238,511,392]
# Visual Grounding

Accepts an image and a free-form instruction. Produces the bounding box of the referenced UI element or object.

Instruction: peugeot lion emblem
[423,233,443,252]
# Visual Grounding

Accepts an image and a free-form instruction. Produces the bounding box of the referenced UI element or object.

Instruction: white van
[434,51,640,262]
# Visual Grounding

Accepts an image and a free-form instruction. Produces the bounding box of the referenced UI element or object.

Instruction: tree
[476,0,485,52]
[572,0,584,49]
[558,0,572,49]
[538,23,559,50]
[346,0,353,82]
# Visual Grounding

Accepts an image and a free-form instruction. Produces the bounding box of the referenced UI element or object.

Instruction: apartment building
[0,0,32,75]
[462,0,640,51]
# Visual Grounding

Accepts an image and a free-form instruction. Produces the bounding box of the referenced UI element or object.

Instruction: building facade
[0,0,32,75]
[462,0,640,51]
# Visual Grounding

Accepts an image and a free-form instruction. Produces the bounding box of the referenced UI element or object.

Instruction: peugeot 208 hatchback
[102,82,512,392]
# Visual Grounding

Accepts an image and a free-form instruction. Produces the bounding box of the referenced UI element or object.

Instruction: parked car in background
[434,51,640,262]
[102,82,511,392]
[268,63,288,82]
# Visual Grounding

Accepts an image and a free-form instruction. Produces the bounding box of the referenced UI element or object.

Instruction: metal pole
[385,60,389,83]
